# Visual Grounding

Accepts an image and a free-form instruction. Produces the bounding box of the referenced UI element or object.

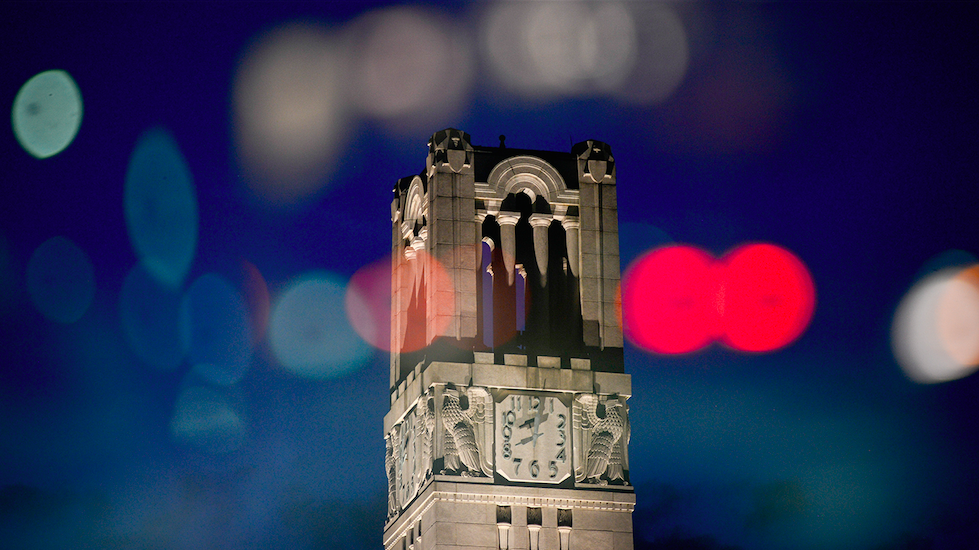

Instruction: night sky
[2,2,978,549]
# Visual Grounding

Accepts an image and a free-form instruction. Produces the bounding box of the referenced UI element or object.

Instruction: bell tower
[384,129,633,550]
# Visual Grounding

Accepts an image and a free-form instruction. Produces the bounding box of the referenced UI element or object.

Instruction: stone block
[434,196,454,219]
[457,523,499,548]
[578,183,598,205]
[604,325,624,348]
[559,368,573,391]
[472,363,525,388]
[573,510,633,532]
[457,221,476,243]
[460,273,479,298]
[460,315,477,339]
[504,354,528,366]
[580,206,599,229]
[405,379,420,408]
[434,315,458,338]
[436,501,494,524]
[604,278,620,299]
[423,362,471,387]
[457,245,477,270]
[526,367,539,389]
[594,372,631,396]
[433,175,454,197]
[434,291,456,315]
[580,252,601,278]
[570,358,591,370]
[602,232,620,256]
[433,221,454,244]
[537,356,561,369]
[421,507,437,538]
[433,521,457,545]
[572,529,613,549]
[473,351,494,364]
[580,230,600,256]
[456,179,475,199]
[603,302,620,326]
[583,320,600,347]
[581,279,601,302]
[601,207,619,231]
[603,254,621,278]
[512,506,527,527]
[539,529,559,550]
[581,300,600,321]
[601,184,618,209]
[572,369,593,392]
[460,292,477,312]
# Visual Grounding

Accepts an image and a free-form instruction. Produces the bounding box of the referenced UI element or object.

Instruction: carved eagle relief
[440,385,493,477]
[573,393,630,485]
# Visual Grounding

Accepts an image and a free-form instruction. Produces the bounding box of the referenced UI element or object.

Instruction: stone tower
[384,129,633,550]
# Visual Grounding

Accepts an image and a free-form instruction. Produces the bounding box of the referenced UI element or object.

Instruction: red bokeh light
[621,245,718,354]
[622,243,815,354]
[719,243,816,352]
[345,256,392,351]
[345,250,454,353]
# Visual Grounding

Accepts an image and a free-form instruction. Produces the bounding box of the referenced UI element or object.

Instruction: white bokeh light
[892,267,979,383]
[343,7,473,130]
[233,23,348,206]
[482,1,652,100]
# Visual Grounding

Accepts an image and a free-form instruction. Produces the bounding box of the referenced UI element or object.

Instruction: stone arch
[403,175,426,228]
[486,156,566,210]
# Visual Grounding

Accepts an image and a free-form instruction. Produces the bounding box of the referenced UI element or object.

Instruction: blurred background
[2,2,978,549]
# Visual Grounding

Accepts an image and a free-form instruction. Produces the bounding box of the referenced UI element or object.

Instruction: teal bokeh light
[12,70,83,159]
[119,263,184,370]
[169,383,247,454]
[26,236,95,323]
[124,127,198,288]
[180,273,253,386]
[270,272,372,379]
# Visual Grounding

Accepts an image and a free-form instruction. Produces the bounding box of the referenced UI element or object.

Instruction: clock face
[495,392,571,483]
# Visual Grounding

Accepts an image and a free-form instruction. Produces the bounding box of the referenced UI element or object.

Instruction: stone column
[497,212,520,285]
[561,218,580,277]
[529,214,553,286]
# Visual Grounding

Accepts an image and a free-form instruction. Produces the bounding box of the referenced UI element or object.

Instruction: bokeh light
[611,3,690,105]
[618,222,675,268]
[719,243,817,353]
[239,260,271,343]
[482,1,639,99]
[180,273,253,386]
[233,23,347,206]
[12,70,83,159]
[0,233,16,314]
[622,245,718,354]
[26,236,94,323]
[893,265,979,383]
[169,383,247,454]
[937,265,979,367]
[622,243,816,354]
[124,127,198,288]
[345,256,391,351]
[270,272,372,379]
[344,7,472,131]
[119,263,184,370]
